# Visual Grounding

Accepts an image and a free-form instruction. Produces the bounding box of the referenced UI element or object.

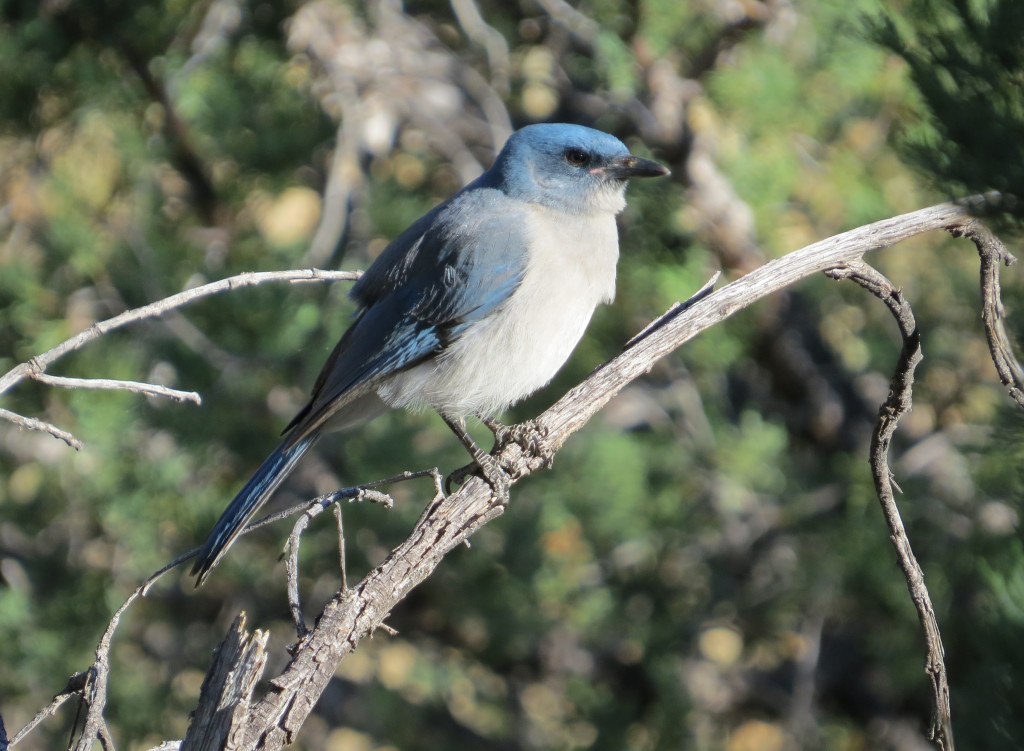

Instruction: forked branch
[0,269,361,449]
[7,200,1022,751]
[220,200,1020,749]
[825,261,954,751]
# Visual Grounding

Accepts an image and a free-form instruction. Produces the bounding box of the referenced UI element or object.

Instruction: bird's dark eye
[563,147,589,167]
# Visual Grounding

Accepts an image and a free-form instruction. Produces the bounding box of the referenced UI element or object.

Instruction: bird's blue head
[486,123,669,216]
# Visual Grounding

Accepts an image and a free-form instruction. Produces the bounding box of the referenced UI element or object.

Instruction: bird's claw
[445,453,511,504]
[482,417,555,469]
[442,417,555,502]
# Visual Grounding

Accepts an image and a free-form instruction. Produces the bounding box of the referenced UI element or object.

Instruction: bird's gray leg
[440,414,510,502]
[480,416,555,469]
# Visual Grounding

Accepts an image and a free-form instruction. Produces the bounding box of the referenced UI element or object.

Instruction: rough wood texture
[226,200,978,748]
[11,199,1018,751]
[826,261,954,750]
[183,614,269,751]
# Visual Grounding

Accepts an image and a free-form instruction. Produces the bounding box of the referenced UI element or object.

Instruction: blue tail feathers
[191,434,317,586]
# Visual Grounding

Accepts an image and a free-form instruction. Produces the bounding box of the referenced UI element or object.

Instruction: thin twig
[334,504,348,593]
[0,268,360,443]
[285,504,323,638]
[9,673,88,747]
[0,408,83,450]
[284,479,408,636]
[825,261,954,751]
[30,373,202,405]
[238,200,986,748]
[192,468,427,558]
[625,271,720,348]
[949,220,1024,408]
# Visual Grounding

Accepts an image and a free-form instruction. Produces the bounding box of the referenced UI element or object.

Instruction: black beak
[592,155,670,180]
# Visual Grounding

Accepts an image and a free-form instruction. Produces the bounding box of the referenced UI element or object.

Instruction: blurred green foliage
[873,0,1024,227]
[1,0,1022,749]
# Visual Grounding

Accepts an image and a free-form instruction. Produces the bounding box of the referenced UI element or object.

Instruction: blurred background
[1,0,1023,749]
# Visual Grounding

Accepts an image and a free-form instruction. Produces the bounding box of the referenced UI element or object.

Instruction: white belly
[378,206,620,417]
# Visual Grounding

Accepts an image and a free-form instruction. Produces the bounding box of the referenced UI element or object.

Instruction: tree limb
[180,615,269,751]
[29,372,202,405]
[0,408,84,450]
[0,269,360,445]
[10,672,88,747]
[950,219,1024,407]
[825,261,954,751]
[11,199,1021,750]
[227,199,988,748]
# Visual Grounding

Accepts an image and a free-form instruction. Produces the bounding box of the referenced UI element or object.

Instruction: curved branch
[950,220,1024,407]
[825,261,954,751]
[540,201,975,444]
[13,200,1015,750]
[234,199,982,748]
[0,408,83,449]
[10,472,438,750]
[0,268,360,443]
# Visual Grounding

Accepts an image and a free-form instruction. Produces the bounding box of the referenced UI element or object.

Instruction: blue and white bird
[191,123,668,584]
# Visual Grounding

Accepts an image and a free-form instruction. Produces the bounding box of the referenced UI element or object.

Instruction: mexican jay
[192,123,668,584]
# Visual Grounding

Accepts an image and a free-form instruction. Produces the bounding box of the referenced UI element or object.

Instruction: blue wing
[282,186,530,444]
[193,186,530,584]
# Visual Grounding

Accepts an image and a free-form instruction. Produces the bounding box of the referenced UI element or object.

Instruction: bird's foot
[445,453,511,503]
[438,413,511,503]
[481,417,555,469]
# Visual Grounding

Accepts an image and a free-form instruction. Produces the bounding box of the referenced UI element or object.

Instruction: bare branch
[949,220,1024,408]
[30,373,202,405]
[0,269,359,396]
[0,268,360,443]
[181,615,269,751]
[285,506,320,639]
[0,408,83,450]
[15,201,1012,749]
[229,201,985,748]
[825,261,954,751]
[539,200,975,449]
[9,672,87,747]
